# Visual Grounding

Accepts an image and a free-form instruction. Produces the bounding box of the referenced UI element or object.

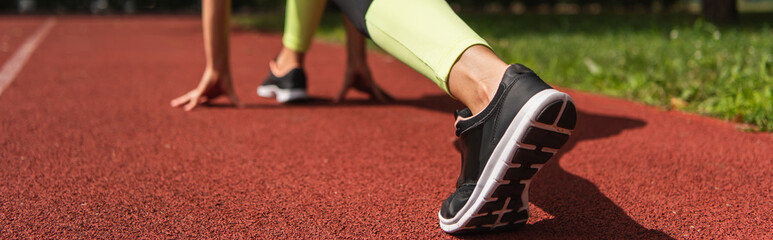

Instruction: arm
[335,17,393,103]
[202,0,231,77]
[171,0,242,111]
[344,17,368,72]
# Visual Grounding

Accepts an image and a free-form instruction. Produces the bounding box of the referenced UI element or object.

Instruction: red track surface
[1,16,771,239]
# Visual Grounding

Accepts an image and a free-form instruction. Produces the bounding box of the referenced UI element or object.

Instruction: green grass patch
[234,13,773,131]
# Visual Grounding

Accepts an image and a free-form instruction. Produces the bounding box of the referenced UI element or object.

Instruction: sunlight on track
[0,17,56,96]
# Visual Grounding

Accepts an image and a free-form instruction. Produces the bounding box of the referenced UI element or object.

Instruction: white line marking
[0,17,56,96]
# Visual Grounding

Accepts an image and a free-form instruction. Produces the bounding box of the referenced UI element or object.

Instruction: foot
[257,67,308,103]
[439,64,577,234]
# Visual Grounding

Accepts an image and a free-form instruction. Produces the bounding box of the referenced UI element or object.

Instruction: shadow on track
[203,94,464,114]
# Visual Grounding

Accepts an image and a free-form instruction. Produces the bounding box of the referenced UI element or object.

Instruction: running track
[1,16,771,239]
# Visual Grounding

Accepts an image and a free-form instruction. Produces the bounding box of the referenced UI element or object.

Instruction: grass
[234,13,773,131]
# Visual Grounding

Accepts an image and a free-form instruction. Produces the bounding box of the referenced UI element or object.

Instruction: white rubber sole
[257,85,307,103]
[439,89,575,233]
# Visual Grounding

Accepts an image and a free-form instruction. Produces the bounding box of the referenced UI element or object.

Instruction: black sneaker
[439,64,577,233]
[257,67,308,103]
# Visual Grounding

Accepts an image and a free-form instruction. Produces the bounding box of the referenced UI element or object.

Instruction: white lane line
[0,17,56,96]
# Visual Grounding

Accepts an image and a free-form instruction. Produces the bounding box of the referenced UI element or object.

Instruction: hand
[170,69,242,111]
[335,64,393,103]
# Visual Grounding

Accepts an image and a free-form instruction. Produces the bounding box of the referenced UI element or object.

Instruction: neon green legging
[282,0,490,94]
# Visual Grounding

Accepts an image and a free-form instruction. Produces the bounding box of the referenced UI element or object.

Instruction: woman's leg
[272,0,328,76]
[262,0,392,102]
[330,0,577,234]
[332,0,506,114]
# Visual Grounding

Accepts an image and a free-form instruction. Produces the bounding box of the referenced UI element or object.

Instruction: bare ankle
[448,46,508,114]
[273,47,304,76]
[475,80,496,107]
